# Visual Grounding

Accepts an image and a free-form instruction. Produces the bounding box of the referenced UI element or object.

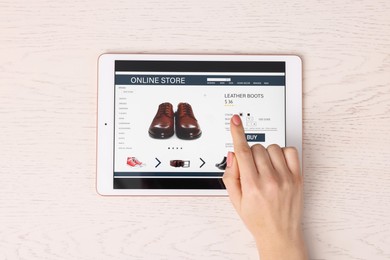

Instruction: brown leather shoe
[149,102,174,139]
[175,102,202,140]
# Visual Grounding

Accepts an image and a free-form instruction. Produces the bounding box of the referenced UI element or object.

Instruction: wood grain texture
[0,0,389,259]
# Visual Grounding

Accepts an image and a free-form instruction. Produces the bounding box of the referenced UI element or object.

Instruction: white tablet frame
[97,54,302,196]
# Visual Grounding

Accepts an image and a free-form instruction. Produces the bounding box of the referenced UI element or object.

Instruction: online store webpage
[113,61,285,189]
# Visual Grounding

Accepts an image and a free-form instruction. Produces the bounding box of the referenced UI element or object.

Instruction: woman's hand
[223,115,308,260]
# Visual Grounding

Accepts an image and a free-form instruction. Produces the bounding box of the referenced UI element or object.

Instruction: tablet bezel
[97,54,302,196]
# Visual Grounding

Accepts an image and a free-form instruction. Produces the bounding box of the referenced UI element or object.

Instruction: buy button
[245,133,265,142]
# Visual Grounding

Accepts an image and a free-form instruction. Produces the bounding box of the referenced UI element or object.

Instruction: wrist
[255,231,307,260]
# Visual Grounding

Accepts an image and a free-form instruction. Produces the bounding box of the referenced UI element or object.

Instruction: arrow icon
[155,158,161,168]
[199,158,205,168]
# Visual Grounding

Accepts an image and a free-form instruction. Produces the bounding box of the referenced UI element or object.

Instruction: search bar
[207,78,231,82]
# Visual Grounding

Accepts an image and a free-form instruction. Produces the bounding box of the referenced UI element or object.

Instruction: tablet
[97,54,302,196]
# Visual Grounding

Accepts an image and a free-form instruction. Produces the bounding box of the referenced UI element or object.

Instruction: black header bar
[115,61,285,72]
[115,75,285,86]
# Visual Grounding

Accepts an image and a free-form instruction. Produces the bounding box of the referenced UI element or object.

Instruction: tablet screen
[113,61,285,189]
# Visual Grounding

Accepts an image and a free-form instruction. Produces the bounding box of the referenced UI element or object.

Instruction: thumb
[223,152,242,211]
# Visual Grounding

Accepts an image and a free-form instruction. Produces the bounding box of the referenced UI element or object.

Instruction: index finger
[230,115,259,183]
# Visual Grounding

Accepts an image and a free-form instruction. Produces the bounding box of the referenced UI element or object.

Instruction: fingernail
[231,115,241,126]
[227,152,233,168]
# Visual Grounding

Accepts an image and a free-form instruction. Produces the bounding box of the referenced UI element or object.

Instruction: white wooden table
[1,1,389,259]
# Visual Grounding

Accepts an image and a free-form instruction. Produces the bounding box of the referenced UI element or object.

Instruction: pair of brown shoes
[148,102,202,140]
